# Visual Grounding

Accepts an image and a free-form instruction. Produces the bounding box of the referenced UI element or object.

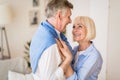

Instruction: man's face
[58,8,72,32]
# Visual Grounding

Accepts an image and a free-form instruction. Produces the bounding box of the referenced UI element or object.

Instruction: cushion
[0,57,28,80]
[8,70,34,80]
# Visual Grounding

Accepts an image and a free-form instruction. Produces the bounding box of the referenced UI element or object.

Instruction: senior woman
[56,16,103,80]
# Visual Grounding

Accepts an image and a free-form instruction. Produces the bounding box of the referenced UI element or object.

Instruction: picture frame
[33,0,39,7]
[29,10,40,26]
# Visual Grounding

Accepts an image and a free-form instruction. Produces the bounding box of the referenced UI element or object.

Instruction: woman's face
[72,19,87,42]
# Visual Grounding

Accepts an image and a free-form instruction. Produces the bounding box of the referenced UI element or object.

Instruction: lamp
[0,4,12,59]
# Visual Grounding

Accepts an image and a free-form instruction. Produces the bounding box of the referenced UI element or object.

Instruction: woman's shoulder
[87,43,102,59]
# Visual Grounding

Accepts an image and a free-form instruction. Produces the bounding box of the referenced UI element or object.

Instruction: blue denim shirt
[67,42,103,80]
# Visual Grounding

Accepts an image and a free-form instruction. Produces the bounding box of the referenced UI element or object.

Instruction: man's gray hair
[45,0,73,18]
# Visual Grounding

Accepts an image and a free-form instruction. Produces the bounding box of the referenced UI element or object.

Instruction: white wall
[89,0,108,80]
[107,0,120,79]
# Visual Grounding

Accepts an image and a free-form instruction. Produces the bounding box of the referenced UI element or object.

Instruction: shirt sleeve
[67,52,103,80]
[33,44,66,80]
[73,53,102,80]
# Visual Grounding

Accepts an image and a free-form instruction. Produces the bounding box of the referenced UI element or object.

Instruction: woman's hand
[56,39,72,73]
[56,39,72,62]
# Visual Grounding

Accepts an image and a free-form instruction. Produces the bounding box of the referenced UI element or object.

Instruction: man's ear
[56,10,62,20]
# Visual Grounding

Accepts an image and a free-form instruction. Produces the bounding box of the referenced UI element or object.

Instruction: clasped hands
[56,38,72,62]
[56,38,74,78]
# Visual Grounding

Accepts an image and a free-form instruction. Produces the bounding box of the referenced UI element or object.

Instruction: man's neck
[47,18,56,27]
[47,18,60,32]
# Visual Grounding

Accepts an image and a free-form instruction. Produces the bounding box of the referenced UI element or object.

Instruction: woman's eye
[79,25,82,28]
[73,26,75,28]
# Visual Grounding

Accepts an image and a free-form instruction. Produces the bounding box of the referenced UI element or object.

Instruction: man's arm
[34,44,66,80]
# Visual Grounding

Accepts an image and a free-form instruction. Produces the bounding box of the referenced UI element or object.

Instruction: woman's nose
[73,28,78,32]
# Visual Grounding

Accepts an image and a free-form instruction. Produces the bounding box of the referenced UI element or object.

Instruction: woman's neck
[78,41,91,51]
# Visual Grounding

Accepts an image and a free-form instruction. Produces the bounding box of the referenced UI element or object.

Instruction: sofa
[0,57,33,80]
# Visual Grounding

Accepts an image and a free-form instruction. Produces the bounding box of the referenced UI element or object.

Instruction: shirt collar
[78,42,94,56]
